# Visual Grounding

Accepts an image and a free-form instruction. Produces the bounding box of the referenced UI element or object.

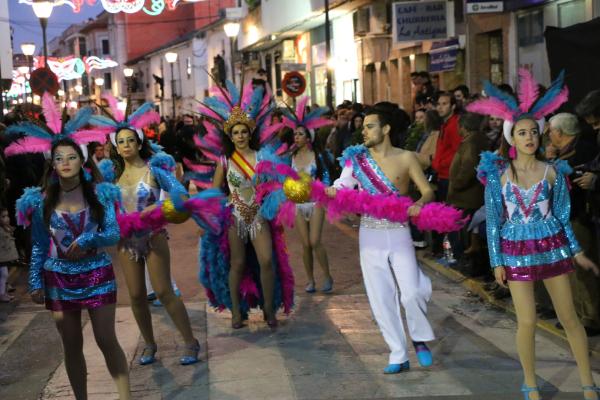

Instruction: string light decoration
[19,0,203,16]
[32,56,118,81]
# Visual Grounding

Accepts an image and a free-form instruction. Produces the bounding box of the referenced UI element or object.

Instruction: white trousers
[359,225,435,364]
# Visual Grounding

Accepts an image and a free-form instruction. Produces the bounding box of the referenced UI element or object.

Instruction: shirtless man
[325,102,436,374]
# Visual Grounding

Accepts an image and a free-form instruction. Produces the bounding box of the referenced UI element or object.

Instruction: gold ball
[283,173,312,203]
[162,198,190,224]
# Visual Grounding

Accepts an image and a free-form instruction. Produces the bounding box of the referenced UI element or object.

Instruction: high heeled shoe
[521,383,540,400]
[582,385,600,400]
[179,339,201,365]
[320,278,334,293]
[138,344,157,365]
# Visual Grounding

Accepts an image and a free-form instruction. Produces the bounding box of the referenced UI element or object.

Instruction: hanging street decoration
[32,56,118,81]
[19,0,189,16]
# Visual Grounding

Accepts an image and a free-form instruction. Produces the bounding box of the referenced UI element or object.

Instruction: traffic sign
[30,67,59,96]
[282,71,306,97]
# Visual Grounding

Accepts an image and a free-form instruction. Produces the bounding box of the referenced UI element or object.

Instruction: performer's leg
[309,207,332,287]
[117,250,155,347]
[88,304,131,400]
[544,273,596,398]
[146,233,195,345]
[228,224,247,326]
[359,227,408,365]
[507,280,539,399]
[52,310,87,400]
[251,224,275,320]
[295,212,314,288]
[388,227,434,342]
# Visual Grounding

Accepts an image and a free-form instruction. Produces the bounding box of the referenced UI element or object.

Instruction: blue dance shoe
[152,288,181,307]
[139,344,157,365]
[180,339,201,365]
[383,360,410,374]
[583,385,600,400]
[321,278,334,293]
[521,383,540,400]
[413,341,432,367]
[305,282,316,293]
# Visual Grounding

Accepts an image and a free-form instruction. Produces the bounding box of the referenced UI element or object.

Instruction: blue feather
[95,182,122,206]
[304,106,330,122]
[149,151,176,172]
[89,115,118,128]
[259,190,287,221]
[551,158,573,177]
[280,108,297,123]
[530,70,565,116]
[97,159,116,183]
[6,123,52,140]
[476,151,507,185]
[248,86,265,120]
[203,97,233,120]
[148,141,164,153]
[128,102,154,122]
[338,144,367,168]
[484,81,519,111]
[226,80,240,105]
[64,107,93,133]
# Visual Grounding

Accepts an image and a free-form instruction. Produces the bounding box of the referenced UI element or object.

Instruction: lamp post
[224,22,240,85]
[21,43,35,103]
[165,52,178,118]
[324,0,333,110]
[94,77,104,101]
[31,1,54,68]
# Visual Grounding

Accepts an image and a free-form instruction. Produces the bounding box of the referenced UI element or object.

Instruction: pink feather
[517,68,539,113]
[102,92,124,122]
[129,111,160,130]
[466,98,515,121]
[295,96,309,122]
[255,181,282,204]
[271,223,294,314]
[42,92,62,134]
[209,85,231,105]
[5,137,51,157]
[275,201,296,228]
[198,105,223,122]
[240,82,255,111]
[257,83,273,120]
[304,118,333,130]
[532,87,569,120]
[282,117,297,130]
[182,158,215,173]
[259,121,284,145]
[70,127,113,144]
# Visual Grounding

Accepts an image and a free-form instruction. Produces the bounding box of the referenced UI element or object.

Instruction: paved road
[1,218,599,399]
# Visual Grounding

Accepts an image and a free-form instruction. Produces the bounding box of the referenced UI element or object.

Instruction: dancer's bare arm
[212,162,225,188]
[405,151,434,216]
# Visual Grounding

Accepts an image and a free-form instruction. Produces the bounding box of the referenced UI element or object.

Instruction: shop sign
[392,1,451,43]
[282,71,306,97]
[466,0,504,13]
[281,63,307,72]
[429,38,459,72]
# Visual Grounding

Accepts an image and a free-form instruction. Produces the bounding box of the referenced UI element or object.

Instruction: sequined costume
[226,151,265,241]
[333,145,435,365]
[291,153,331,221]
[117,152,187,259]
[478,151,581,281]
[18,183,121,311]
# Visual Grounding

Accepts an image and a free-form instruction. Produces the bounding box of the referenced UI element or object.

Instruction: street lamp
[123,67,134,95]
[31,1,54,67]
[224,22,240,85]
[94,77,104,88]
[165,52,178,118]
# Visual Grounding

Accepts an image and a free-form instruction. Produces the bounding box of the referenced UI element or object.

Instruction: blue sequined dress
[478,152,581,281]
[18,183,121,311]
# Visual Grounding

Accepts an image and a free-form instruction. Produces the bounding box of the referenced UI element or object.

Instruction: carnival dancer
[469,69,600,400]
[8,93,131,399]
[325,102,436,374]
[89,96,200,366]
[281,97,335,293]
[196,80,294,329]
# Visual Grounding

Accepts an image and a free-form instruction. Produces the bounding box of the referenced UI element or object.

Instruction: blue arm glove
[552,169,582,255]
[29,206,49,292]
[484,174,504,268]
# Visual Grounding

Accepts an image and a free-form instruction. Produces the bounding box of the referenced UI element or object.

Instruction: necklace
[61,182,81,193]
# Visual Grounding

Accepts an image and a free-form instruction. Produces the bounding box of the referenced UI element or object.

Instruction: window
[101,39,110,55]
[517,9,544,47]
[79,38,86,56]
[186,57,192,79]
[558,0,586,27]
[489,31,503,85]
[104,72,112,89]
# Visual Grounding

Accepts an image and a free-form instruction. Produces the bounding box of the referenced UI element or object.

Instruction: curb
[415,251,598,352]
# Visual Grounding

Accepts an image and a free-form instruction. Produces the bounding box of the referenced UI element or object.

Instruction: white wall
[332,13,359,103]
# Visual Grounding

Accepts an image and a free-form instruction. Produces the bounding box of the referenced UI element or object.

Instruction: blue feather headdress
[5,92,109,160]
[88,92,160,146]
[466,68,569,145]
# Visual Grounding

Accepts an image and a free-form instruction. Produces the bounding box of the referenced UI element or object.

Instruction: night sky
[9,0,104,53]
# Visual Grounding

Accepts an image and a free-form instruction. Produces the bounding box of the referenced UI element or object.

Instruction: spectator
[326,109,353,159]
[414,110,442,171]
[484,115,504,150]
[90,142,106,165]
[546,112,600,335]
[182,114,194,126]
[447,112,489,271]
[350,113,365,145]
[431,92,461,201]
[453,84,470,110]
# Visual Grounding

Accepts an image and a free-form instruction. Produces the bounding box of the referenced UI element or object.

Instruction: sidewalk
[416,250,600,356]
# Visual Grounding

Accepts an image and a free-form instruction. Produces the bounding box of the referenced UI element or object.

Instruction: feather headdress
[5,92,108,160]
[280,96,332,142]
[89,92,160,146]
[466,68,569,145]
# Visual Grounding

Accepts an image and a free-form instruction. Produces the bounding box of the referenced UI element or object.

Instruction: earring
[508,146,517,159]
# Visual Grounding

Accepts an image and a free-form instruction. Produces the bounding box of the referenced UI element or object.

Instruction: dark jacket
[447,131,489,210]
